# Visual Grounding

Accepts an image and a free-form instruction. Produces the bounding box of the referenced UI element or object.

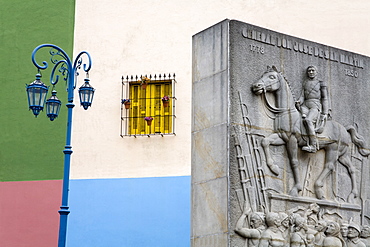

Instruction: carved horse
[251,66,369,200]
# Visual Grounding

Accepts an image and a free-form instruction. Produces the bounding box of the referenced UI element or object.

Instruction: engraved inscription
[250,44,265,54]
[242,27,365,69]
[345,68,359,78]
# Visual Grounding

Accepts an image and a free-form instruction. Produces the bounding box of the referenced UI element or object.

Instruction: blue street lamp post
[26,44,94,247]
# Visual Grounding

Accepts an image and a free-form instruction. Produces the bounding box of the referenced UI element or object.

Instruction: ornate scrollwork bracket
[31,44,92,102]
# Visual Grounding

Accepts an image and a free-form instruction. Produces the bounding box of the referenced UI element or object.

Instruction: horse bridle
[260,73,291,115]
[261,74,281,92]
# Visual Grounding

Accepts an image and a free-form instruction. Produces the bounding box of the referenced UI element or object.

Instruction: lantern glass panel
[78,79,95,110]
[26,77,48,116]
[45,91,61,121]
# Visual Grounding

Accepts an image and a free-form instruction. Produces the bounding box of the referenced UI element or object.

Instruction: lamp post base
[58,206,70,247]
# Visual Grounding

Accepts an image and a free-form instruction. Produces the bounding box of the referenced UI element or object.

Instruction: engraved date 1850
[345,68,358,78]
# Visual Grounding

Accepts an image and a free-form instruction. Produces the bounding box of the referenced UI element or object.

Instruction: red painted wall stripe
[0,180,62,247]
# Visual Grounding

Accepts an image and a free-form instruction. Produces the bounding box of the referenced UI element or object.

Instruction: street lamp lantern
[78,77,95,110]
[26,73,49,117]
[46,90,62,121]
[27,44,93,247]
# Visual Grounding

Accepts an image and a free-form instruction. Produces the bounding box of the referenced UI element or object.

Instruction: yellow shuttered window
[120,74,176,137]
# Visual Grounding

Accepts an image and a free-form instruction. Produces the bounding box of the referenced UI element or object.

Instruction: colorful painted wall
[1,0,370,246]
[1,1,192,246]
[0,1,74,246]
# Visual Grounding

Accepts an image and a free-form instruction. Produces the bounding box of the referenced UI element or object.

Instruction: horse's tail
[346,125,370,157]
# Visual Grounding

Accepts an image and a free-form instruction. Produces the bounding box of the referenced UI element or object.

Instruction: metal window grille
[120,74,176,137]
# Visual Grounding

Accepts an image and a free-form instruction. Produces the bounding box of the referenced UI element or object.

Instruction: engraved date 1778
[250,43,265,54]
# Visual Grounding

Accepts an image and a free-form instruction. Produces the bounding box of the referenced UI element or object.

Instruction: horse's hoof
[269,165,280,176]
[348,194,355,203]
[347,192,357,203]
[315,190,326,200]
[289,187,299,197]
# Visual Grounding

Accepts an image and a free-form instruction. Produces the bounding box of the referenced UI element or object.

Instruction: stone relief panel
[228,21,370,247]
[251,66,369,201]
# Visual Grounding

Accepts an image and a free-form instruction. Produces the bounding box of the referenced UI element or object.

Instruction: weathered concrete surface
[192,20,230,245]
[193,19,370,247]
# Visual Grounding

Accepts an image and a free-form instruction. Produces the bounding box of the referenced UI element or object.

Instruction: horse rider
[295,65,330,153]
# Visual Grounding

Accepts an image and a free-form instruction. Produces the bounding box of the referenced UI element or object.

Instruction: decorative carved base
[269,193,361,222]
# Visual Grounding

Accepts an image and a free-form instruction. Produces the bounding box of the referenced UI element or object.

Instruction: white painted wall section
[71,0,370,179]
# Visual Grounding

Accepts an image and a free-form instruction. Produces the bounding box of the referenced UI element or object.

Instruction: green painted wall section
[0,0,76,181]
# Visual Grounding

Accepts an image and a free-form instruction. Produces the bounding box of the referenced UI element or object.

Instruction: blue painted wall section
[67,176,191,247]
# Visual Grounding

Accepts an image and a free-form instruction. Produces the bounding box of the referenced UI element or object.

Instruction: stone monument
[192,19,370,247]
